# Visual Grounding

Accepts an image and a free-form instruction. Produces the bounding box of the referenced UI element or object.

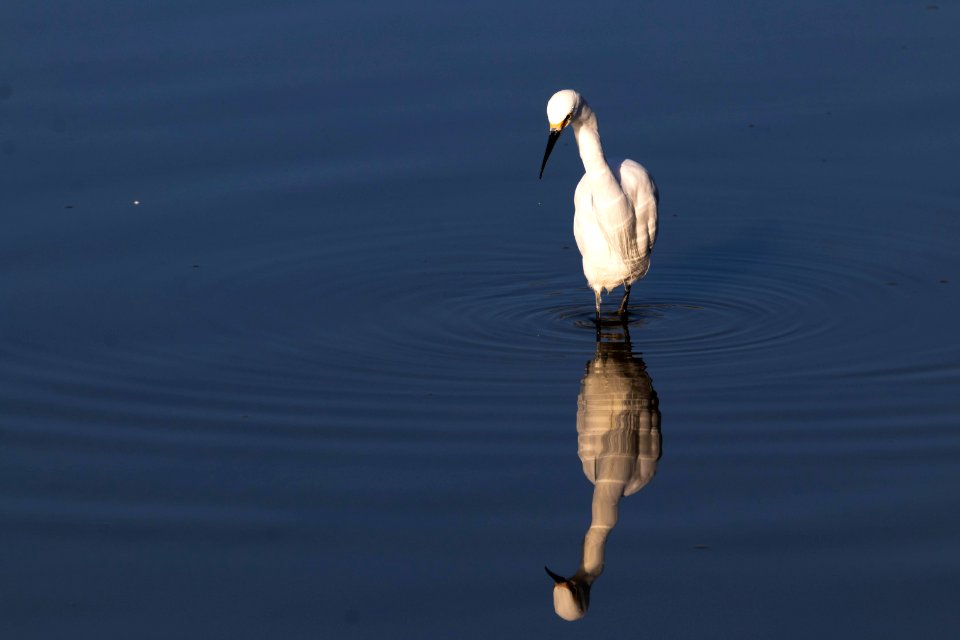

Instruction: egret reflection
[546,325,662,621]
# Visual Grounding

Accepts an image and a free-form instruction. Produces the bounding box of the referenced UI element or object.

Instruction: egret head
[540,89,584,179]
[547,89,582,129]
[545,566,591,621]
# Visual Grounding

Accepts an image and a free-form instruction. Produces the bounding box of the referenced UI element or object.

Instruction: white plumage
[539,89,659,317]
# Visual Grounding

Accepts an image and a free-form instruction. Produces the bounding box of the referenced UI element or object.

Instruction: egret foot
[617,284,632,316]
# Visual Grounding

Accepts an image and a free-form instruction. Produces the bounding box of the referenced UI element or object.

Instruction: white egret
[539,89,659,318]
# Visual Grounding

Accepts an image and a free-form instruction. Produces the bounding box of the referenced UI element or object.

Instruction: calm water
[2,2,959,638]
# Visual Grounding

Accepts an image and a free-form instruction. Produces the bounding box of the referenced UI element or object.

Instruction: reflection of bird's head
[546,89,583,131]
[546,566,591,621]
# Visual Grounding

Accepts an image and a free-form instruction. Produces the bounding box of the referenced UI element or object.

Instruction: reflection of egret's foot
[593,300,602,340]
[616,283,631,316]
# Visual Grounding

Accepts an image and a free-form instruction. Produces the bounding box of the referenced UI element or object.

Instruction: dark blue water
[2,2,959,638]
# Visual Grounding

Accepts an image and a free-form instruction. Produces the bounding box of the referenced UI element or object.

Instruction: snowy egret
[539,90,659,318]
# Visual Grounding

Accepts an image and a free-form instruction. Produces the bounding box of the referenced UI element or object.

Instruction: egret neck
[571,108,626,210]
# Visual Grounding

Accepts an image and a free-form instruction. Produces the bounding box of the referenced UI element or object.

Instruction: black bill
[544,566,567,584]
[539,129,563,179]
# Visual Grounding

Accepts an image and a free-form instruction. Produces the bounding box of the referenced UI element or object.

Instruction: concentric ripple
[163,210,938,385]
[3,201,957,453]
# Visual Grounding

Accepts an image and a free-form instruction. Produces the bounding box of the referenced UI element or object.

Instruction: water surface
[1,1,959,638]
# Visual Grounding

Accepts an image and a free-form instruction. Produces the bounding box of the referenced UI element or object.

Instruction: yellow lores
[549,113,573,131]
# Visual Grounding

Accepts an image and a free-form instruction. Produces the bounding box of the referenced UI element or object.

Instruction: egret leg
[594,290,602,320]
[617,283,632,316]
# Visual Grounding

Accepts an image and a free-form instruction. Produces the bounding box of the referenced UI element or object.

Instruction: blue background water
[2,1,958,638]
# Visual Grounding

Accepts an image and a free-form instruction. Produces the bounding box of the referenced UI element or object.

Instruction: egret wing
[617,159,658,252]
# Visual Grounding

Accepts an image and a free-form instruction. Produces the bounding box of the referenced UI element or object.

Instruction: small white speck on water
[133,200,141,206]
